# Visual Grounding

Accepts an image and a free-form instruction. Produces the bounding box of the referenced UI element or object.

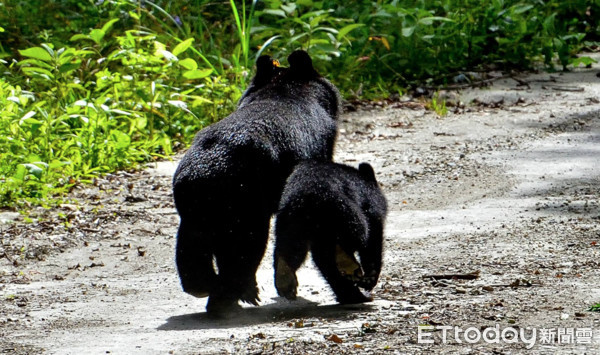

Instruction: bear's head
[237,55,285,103]
[238,50,341,119]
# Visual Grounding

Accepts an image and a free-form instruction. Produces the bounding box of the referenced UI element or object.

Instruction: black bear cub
[274,161,387,304]
[172,51,341,315]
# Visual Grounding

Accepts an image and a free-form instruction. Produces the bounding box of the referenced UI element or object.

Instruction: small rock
[327,334,343,344]
[137,247,146,257]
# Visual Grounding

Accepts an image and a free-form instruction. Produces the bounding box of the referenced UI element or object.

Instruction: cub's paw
[356,269,379,291]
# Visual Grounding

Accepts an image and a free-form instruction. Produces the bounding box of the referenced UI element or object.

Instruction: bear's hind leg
[206,214,270,315]
[175,219,217,298]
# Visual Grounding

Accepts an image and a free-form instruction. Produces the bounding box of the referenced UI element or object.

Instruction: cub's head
[337,162,386,291]
[238,50,341,119]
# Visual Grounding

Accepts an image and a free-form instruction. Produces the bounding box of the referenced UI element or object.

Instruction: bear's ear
[253,55,276,84]
[358,163,377,183]
[287,50,318,78]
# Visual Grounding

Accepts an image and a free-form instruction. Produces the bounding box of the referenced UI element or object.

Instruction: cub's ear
[358,163,377,183]
[287,50,318,78]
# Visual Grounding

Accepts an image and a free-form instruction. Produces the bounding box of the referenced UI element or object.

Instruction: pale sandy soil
[1,55,600,354]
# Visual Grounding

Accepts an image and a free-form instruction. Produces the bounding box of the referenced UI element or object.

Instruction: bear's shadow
[158,297,375,331]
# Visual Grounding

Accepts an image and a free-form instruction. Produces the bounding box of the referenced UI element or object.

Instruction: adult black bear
[274,161,387,304]
[172,51,341,315]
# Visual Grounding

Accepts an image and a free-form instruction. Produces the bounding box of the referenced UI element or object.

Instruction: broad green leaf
[168,100,188,109]
[313,26,338,34]
[136,116,147,129]
[512,4,534,14]
[337,24,365,41]
[77,50,95,57]
[70,34,89,42]
[250,25,270,34]
[418,16,454,25]
[19,47,52,62]
[40,43,54,57]
[262,9,286,17]
[49,160,71,169]
[402,26,415,37]
[172,38,194,57]
[7,96,20,104]
[129,11,140,20]
[57,50,75,63]
[13,165,27,181]
[17,58,53,70]
[183,68,213,80]
[313,43,338,55]
[571,56,598,67]
[159,50,178,62]
[101,18,119,34]
[191,96,213,107]
[22,163,44,179]
[543,13,556,32]
[21,67,55,79]
[110,130,131,150]
[20,116,43,125]
[20,111,37,122]
[281,3,296,14]
[309,14,329,28]
[178,58,198,70]
[290,32,309,43]
[308,38,330,46]
[154,41,166,52]
[110,109,132,116]
[59,62,82,73]
[89,29,106,45]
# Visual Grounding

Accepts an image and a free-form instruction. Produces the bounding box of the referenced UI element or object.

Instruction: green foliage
[0,0,598,207]
[590,303,600,312]
[0,15,241,207]
[428,92,448,117]
[252,1,359,62]
[315,0,599,93]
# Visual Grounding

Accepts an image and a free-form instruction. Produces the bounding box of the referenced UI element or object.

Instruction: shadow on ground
[158,297,375,331]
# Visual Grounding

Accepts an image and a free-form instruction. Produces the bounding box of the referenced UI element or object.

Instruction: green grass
[0,0,598,208]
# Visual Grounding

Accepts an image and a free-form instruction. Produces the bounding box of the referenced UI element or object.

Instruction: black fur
[172,51,341,315]
[274,161,387,304]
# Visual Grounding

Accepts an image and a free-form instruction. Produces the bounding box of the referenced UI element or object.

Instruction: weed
[430,92,448,117]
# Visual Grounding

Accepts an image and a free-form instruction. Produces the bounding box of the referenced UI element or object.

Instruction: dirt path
[1,57,600,354]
